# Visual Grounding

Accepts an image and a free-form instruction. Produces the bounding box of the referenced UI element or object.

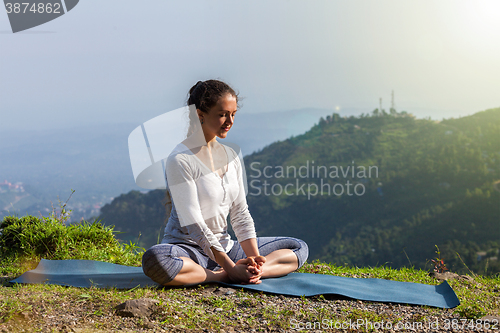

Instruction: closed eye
[220,112,237,117]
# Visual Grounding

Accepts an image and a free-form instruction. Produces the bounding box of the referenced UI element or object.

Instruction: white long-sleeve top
[162,142,257,262]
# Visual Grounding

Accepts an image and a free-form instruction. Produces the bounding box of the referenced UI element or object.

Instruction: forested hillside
[98,190,167,248]
[97,107,500,275]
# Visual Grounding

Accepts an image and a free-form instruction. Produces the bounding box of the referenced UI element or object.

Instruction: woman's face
[199,94,237,141]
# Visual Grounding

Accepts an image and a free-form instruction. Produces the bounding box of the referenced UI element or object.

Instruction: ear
[196,109,204,120]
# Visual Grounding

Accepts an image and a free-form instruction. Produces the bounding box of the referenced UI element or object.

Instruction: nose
[226,114,234,125]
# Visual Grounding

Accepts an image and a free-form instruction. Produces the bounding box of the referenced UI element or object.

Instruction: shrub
[0,215,144,275]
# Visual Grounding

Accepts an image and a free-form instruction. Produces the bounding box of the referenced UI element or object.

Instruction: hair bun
[189,80,204,95]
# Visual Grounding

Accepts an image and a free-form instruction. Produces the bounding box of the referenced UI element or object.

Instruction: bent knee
[286,237,309,269]
[266,236,309,269]
[142,245,184,285]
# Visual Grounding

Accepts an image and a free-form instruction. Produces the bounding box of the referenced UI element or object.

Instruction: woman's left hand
[238,255,266,280]
[227,259,262,284]
[245,255,266,274]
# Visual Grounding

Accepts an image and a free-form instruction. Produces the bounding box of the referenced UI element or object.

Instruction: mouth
[222,126,230,132]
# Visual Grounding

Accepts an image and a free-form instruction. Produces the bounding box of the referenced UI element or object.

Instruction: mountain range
[96,107,500,275]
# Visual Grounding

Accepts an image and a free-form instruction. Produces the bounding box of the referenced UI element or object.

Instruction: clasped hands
[224,255,266,284]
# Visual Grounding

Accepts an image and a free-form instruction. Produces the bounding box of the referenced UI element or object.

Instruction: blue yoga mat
[10,259,460,308]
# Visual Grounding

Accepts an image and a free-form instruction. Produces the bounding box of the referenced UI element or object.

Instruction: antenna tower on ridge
[391,90,396,114]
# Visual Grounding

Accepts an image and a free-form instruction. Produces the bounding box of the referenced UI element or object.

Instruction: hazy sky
[1,0,499,131]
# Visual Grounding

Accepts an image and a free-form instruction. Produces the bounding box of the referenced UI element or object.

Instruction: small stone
[214,287,235,296]
[215,307,223,312]
[20,311,32,319]
[459,274,475,282]
[202,286,217,296]
[480,315,500,322]
[429,271,459,281]
[115,298,160,318]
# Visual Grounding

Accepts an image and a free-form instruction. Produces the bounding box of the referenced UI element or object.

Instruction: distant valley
[0,107,338,220]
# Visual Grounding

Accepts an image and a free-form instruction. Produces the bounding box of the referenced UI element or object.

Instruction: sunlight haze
[0,0,499,130]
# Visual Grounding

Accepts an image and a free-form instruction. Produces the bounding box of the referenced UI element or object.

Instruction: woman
[142,79,308,286]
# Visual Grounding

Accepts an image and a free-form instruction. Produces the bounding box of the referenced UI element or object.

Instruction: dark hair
[186,79,240,137]
[188,79,239,112]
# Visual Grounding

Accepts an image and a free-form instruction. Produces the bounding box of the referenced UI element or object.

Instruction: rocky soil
[1,279,499,333]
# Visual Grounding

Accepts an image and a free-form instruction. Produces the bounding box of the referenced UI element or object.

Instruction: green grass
[0,215,499,332]
[299,260,500,320]
[0,215,144,275]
